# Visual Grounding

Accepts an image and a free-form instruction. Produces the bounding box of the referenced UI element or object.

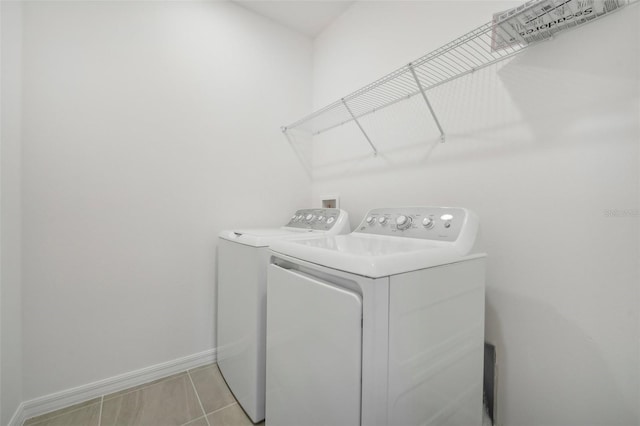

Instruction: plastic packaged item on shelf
[491,0,627,51]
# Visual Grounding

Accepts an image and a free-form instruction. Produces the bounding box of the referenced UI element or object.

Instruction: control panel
[355,207,467,242]
[286,209,343,231]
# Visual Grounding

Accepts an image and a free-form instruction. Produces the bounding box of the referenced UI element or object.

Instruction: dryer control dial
[305,214,314,222]
[422,217,434,229]
[378,216,389,226]
[396,215,412,230]
[365,216,375,226]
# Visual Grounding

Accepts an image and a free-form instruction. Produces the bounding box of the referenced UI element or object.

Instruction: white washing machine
[217,208,350,423]
[266,207,486,426]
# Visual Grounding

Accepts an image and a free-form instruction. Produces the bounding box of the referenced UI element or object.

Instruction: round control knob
[305,214,314,222]
[396,215,412,230]
[327,217,335,224]
[378,216,388,225]
[422,217,434,229]
[365,216,375,226]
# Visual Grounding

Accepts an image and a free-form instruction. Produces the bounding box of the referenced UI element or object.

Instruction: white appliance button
[327,217,335,224]
[365,216,375,226]
[444,222,451,228]
[422,217,434,229]
[317,216,326,222]
[378,216,388,225]
[396,215,412,230]
[306,214,314,222]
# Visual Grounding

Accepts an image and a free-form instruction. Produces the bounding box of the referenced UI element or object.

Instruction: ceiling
[233,1,355,38]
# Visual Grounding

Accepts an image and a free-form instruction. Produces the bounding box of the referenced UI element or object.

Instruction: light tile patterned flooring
[23,364,262,426]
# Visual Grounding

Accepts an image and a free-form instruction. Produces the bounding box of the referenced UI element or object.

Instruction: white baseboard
[8,402,26,426]
[9,348,216,426]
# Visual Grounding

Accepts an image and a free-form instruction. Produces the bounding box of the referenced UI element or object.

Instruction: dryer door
[266,264,362,426]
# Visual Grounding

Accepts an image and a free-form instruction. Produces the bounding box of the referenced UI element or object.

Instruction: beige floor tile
[188,365,236,414]
[24,398,101,426]
[101,373,204,426]
[24,401,101,426]
[180,415,209,426]
[187,362,217,374]
[207,403,253,426]
[103,371,186,401]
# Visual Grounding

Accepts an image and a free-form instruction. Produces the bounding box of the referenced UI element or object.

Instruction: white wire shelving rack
[282,0,636,155]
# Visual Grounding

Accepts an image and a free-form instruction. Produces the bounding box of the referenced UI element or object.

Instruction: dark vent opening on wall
[484,342,497,425]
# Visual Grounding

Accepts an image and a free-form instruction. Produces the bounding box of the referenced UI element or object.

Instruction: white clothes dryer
[266,207,486,426]
[217,208,350,423]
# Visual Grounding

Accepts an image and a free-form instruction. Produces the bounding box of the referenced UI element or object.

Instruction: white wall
[311,1,639,425]
[21,1,311,400]
[1,1,23,423]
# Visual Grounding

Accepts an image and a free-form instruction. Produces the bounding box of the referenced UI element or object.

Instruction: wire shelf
[283,0,634,152]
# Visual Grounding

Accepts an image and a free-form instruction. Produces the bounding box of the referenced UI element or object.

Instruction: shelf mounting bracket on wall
[408,62,445,143]
[341,98,378,155]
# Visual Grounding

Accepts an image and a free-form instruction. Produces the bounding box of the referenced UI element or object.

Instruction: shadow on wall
[288,6,638,182]
[496,15,639,147]
[485,289,636,426]
[284,129,313,179]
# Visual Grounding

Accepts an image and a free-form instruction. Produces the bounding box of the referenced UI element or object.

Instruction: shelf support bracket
[409,63,445,143]
[281,126,313,177]
[342,98,378,155]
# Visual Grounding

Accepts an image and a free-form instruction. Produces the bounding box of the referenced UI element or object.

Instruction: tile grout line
[25,373,183,425]
[187,370,211,426]
[23,400,102,426]
[97,396,104,426]
[102,372,185,402]
[206,401,238,416]
[179,415,209,426]
[24,366,223,426]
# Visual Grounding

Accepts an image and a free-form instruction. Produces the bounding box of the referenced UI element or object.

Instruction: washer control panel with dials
[356,207,467,242]
[286,208,343,231]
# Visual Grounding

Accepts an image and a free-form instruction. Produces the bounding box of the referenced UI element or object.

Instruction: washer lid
[269,233,485,278]
[219,228,319,248]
